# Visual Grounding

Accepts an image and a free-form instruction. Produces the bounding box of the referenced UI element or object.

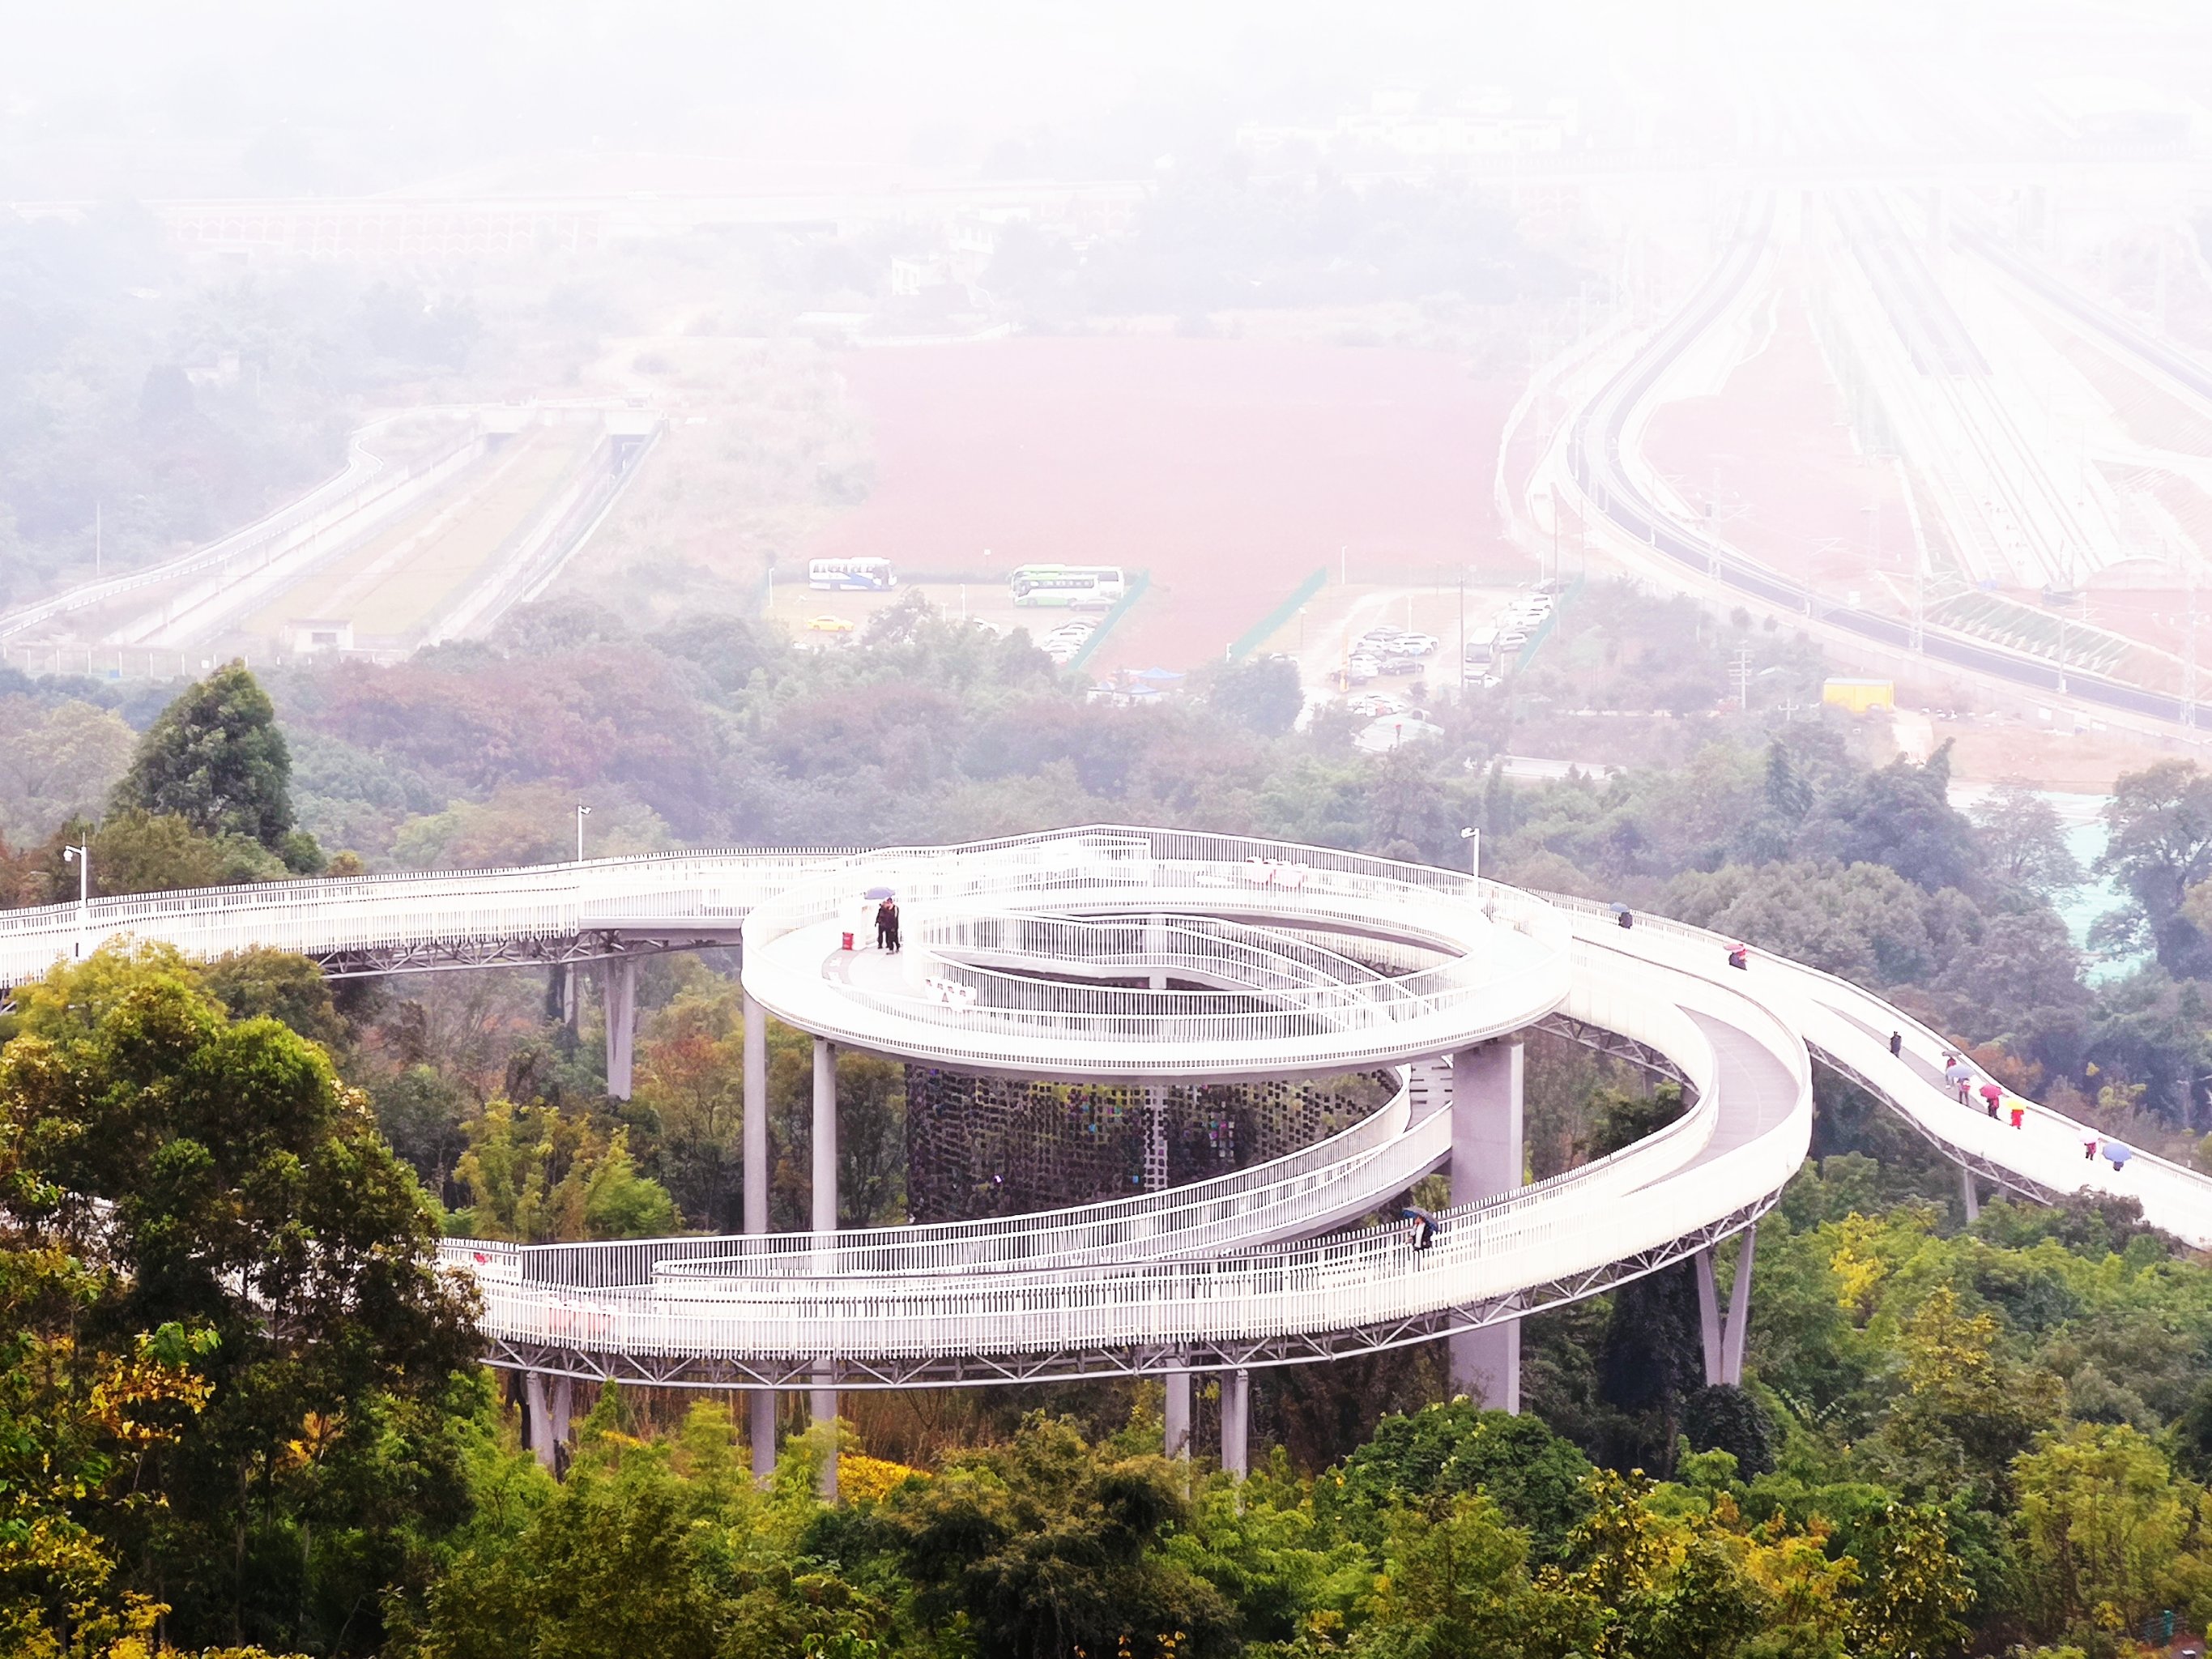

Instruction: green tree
[1849,1503,1975,1659]
[1799,741,1979,893]
[888,1414,1238,1659]
[631,978,746,1230]
[1971,780,2084,898]
[89,808,288,895]
[2014,1422,2201,1643]
[1681,1384,1773,1478]
[1319,1402,1594,1561]
[1,942,479,1652]
[1551,1469,1767,1659]
[1208,658,1303,737]
[1868,1285,2065,1505]
[1350,1493,1562,1659]
[202,944,350,1048]
[450,1099,678,1242]
[110,660,320,868]
[2096,760,2212,975]
[0,1145,221,1659]
[0,695,136,846]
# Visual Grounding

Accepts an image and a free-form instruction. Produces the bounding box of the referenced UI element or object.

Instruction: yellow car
[806,614,856,633]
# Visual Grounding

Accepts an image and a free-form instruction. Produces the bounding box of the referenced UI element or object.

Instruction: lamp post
[62,843,88,956]
[1460,826,1480,879]
[576,804,591,863]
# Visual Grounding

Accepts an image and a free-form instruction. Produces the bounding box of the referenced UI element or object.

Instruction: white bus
[1464,627,1499,668]
[1010,564,1125,609]
[808,557,897,591]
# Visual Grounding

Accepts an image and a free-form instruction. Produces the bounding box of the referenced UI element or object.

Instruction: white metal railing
[438,940,1805,1367]
[739,831,1573,1071]
[28,823,2086,1374]
[0,818,1841,1371]
[454,967,1806,1363]
[0,847,851,986]
[445,1068,1413,1287]
[1535,889,2212,1250]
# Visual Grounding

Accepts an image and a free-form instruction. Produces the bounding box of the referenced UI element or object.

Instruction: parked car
[1348,693,1409,717]
[806,614,856,633]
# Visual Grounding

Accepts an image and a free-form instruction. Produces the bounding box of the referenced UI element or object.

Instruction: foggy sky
[3,0,2210,201]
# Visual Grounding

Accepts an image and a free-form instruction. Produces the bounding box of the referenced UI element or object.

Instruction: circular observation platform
[739,828,1572,1081]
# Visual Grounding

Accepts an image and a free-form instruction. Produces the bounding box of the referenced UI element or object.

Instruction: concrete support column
[524,1372,555,1472]
[743,992,769,1235]
[1144,914,1167,991]
[750,1390,777,1483]
[1959,1166,1980,1222]
[811,1037,838,1498]
[812,1037,838,1232]
[549,1375,573,1451]
[1695,1226,1759,1388]
[743,990,774,1483]
[1164,1370,1192,1460]
[1221,1369,1251,1478]
[1694,1249,1724,1384]
[1719,1224,1757,1386]
[560,963,579,1030]
[1448,1039,1524,1412]
[604,958,638,1100]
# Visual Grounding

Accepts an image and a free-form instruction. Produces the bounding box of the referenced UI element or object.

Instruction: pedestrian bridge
[2,826,2201,1479]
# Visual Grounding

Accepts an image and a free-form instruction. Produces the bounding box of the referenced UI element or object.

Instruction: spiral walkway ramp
[3,826,2206,1473]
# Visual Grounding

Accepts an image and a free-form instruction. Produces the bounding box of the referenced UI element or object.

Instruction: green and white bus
[1010,564,1126,609]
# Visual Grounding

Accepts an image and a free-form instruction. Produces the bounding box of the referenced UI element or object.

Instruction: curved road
[1563,203,2208,728]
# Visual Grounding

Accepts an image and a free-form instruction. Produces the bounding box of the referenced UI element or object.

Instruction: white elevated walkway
[2,825,2205,1396]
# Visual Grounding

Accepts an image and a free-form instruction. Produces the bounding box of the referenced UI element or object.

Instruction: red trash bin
[842,931,855,951]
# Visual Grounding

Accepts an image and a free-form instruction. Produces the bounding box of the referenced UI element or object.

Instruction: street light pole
[1460,826,1480,880]
[62,843,88,956]
[576,804,591,863]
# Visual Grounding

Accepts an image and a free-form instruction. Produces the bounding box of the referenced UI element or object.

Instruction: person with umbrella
[1400,1205,1439,1255]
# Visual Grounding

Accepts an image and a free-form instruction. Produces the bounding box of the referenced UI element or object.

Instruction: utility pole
[1460,826,1480,879]
[1730,648,1754,713]
[2187,557,2199,729]
[576,803,592,862]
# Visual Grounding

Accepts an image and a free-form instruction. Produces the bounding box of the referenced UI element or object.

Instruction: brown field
[797,337,1519,672]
